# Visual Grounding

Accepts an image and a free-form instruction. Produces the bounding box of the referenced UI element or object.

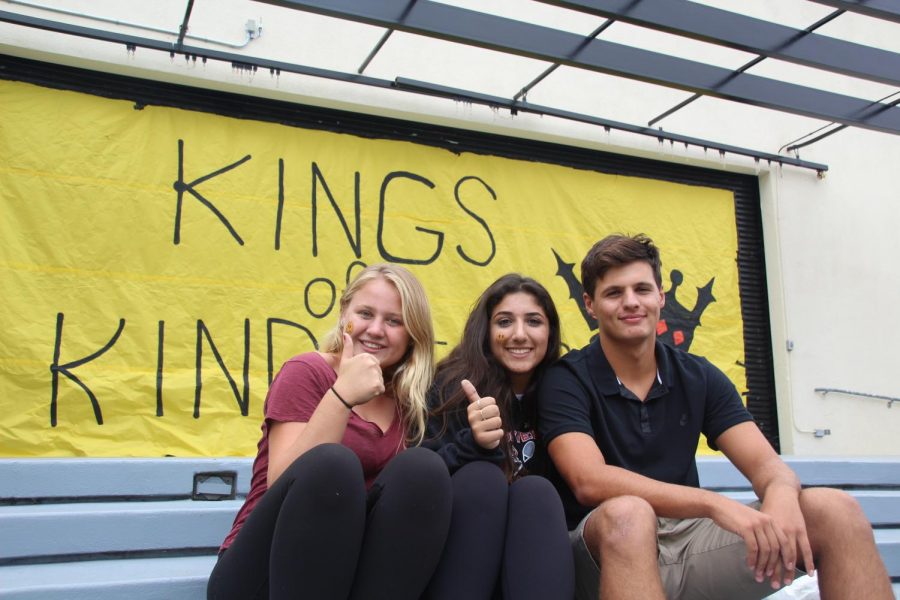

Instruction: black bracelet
[331,386,353,410]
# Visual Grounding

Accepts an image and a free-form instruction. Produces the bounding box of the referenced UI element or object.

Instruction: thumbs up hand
[334,332,385,407]
[462,379,504,450]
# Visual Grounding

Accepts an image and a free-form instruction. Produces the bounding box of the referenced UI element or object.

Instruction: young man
[537,234,892,600]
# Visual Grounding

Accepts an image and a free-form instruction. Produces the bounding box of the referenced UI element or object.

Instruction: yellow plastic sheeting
[0,80,744,456]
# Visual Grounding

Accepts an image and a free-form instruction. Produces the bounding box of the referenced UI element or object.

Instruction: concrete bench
[1,456,898,599]
[0,458,252,599]
[699,456,900,598]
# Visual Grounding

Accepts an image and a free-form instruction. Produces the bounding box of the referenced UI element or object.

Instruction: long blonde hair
[321,263,435,445]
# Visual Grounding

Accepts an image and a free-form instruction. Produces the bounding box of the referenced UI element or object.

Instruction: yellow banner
[0,79,744,456]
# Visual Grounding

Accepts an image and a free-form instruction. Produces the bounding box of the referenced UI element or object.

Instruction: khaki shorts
[571,502,800,600]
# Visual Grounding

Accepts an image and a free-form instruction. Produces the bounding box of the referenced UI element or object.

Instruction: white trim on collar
[615,368,662,386]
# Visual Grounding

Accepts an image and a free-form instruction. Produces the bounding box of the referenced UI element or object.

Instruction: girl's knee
[452,461,506,493]
[451,462,508,518]
[393,446,449,478]
[378,447,452,501]
[369,450,452,541]
[282,443,363,493]
[509,474,556,498]
[508,476,563,513]
[298,441,356,464]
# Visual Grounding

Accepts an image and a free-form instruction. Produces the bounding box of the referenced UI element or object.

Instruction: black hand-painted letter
[172,139,250,245]
[311,163,362,258]
[454,176,496,267]
[49,313,125,427]
[194,319,250,418]
[267,318,319,387]
[378,171,443,265]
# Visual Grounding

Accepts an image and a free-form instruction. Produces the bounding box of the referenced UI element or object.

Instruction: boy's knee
[597,495,656,529]
[586,495,657,552]
[801,487,870,535]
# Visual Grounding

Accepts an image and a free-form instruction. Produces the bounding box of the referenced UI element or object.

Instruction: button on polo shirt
[615,369,665,434]
[538,339,753,529]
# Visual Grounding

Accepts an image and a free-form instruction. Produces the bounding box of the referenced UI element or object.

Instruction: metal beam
[357,29,393,74]
[357,0,417,74]
[174,0,195,52]
[0,10,828,172]
[251,0,900,136]
[0,10,395,89]
[783,90,900,152]
[393,77,828,172]
[647,9,846,127]
[537,0,900,88]
[514,20,613,101]
[805,0,900,24]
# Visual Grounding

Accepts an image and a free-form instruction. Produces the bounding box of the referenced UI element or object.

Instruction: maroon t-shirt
[221,352,404,551]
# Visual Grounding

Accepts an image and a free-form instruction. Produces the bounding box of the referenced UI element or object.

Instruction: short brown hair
[581,234,662,297]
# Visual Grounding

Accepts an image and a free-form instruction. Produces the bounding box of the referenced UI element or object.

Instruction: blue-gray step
[0,556,216,600]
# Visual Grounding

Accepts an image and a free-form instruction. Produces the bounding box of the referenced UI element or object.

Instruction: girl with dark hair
[423,274,574,599]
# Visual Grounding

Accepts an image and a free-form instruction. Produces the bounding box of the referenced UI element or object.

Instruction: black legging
[423,461,575,599]
[207,443,452,600]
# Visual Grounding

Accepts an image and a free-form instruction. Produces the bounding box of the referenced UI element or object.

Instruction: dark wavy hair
[429,273,561,477]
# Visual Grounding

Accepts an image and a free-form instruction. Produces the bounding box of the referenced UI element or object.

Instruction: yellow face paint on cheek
[345,322,353,334]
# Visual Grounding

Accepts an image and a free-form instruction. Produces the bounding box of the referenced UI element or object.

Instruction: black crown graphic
[552,249,715,351]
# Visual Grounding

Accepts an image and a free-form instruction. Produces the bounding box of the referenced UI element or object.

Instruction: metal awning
[3,0,900,173]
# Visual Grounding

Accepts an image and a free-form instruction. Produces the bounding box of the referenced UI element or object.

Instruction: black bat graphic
[552,248,597,331]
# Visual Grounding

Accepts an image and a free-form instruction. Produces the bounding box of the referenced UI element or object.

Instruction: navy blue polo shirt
[537,338,753,529]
